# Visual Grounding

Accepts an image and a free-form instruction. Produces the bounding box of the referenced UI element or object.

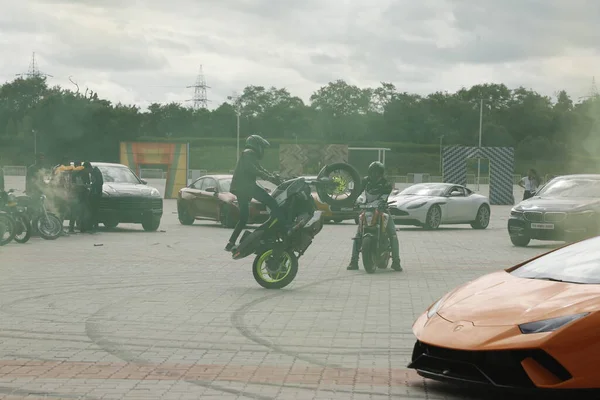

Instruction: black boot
[225,241,235,251]
[347,236,360,270]
[391,260,403,271]
[347,261,359,270]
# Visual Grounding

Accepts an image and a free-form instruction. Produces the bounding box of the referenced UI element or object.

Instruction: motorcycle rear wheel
[361,236,377,274]
[316,162,362,207]
[252,248,298,289]
[13,214,31,244]
[0,214,16,246]
[36,213,62,240]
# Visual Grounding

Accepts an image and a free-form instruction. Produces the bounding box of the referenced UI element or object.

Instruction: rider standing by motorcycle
[347,161,402,271]
[225,135,288,251]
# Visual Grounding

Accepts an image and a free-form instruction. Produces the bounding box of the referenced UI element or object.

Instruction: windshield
[400,184,447,196]
[535,178,600,198]
[511,237,600,284]
[98,166,141,184]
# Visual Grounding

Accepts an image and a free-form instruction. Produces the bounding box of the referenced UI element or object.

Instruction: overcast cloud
[1,0,599,110]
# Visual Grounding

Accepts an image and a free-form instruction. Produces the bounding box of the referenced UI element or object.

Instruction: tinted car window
[191,178,204,189]
[401,184,447,196]
[511,237,600,284]
[202,178,217,190]
[219,179,232,193]
[98,166,140,184]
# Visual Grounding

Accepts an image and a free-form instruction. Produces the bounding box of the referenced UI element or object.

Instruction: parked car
[177,174,274,228]
[387,183,490,230]
[409,235,600,390]
[304,176,359,224]
[508,174,600,247]
[92,162,163,231]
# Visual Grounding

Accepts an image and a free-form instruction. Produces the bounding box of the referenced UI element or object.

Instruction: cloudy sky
[2,0,600,110]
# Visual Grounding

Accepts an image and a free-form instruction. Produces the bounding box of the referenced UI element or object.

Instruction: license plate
[531,223,554,230]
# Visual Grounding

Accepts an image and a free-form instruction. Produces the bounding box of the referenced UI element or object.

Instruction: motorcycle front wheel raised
[252,248,299,289]
[316,162,362,207]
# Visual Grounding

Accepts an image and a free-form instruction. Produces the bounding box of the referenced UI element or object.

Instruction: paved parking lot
[0,177,563,399]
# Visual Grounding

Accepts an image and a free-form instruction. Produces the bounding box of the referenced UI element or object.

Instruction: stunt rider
[347,161,402,271]
[225,135,289,251]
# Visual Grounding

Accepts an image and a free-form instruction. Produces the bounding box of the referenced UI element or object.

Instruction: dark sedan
[92,162,163,231]
[177,174,274,228]
[508,174,600,246]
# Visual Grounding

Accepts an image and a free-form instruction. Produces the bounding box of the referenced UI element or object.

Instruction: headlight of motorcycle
[427,297,445,319]
[407,202,427,209]
[518,313,589,334]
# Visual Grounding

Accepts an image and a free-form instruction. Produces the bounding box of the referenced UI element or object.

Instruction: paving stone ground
[0,177,566,399]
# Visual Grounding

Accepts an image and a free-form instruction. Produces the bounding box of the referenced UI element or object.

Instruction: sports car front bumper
[389,206,428,225]
[408,313,578,390]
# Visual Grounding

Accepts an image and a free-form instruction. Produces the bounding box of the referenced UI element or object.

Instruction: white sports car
[387,183,490,229]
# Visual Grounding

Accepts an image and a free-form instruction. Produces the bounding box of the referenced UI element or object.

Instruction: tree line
[1,76,599,174]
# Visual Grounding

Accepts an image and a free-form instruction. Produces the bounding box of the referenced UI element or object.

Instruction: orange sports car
[409,236,600,391]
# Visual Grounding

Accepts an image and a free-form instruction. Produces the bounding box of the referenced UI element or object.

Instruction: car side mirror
[205,186,217,193]
[141,179,147,185]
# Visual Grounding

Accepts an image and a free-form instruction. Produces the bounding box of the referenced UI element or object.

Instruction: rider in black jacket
[347,161,402,271]
[225,135,287,251]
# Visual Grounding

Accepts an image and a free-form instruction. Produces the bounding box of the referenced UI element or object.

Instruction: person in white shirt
[518,169,540,200]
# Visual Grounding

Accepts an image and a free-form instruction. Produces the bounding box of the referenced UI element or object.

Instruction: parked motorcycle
[15,193,62,240]
[231,163,362,289]
[0,190,31,244]
[355,195,392,273]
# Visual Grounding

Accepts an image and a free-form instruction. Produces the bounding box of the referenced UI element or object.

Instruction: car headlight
[571,210,595,217]
[407,202,427,209]
[150,188,161,197]
[518,313,589,334]
[427,298,445,319]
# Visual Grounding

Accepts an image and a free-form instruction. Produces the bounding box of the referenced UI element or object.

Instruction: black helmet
[368,161,385,181]
[245,135,270,159]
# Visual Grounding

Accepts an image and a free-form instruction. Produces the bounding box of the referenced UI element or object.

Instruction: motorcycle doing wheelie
[231,163,363,289]
[0,189,31,244]
[355,192,393,274]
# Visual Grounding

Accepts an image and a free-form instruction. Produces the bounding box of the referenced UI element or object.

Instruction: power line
[186,65,210,109]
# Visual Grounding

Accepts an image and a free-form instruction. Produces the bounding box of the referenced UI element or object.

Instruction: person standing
[89,164,103,231]
[518,169,540,200]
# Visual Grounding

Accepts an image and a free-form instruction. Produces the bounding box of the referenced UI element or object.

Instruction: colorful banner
[119,142,189,199]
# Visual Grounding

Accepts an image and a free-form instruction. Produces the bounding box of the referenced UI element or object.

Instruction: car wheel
[510,235,530,247]
[424,205,441,230]
[471,204,490,229]
[142,216,161,232]
[103,220,119,229]
[220,205,236,229]
[178,205,195,225]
